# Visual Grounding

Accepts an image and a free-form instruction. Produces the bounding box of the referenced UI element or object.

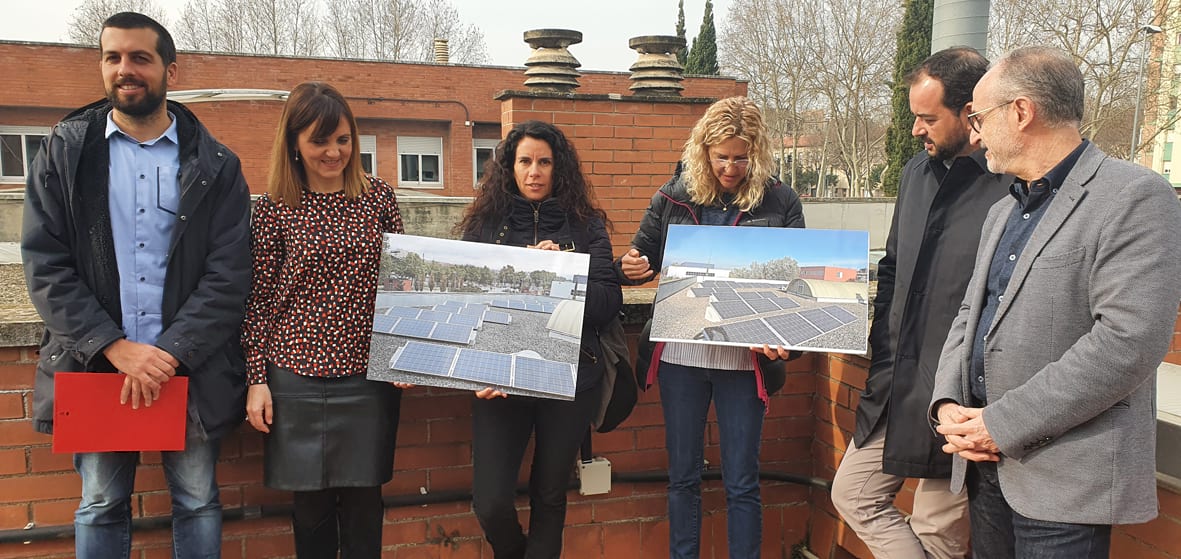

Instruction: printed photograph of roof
[366,234,590,400]
[650,225,869,355]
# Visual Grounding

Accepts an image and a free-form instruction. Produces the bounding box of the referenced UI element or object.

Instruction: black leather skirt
[263,365,401,491]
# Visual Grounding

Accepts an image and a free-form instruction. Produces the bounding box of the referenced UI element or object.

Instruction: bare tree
[721,0,897,197]
[327,0,424,60]
[989,0,1179,158]
[325,0,487,63]
[804,0,898,197]
[67,0,171,45]
[176,0,322,56]
[721,0,821,194]
[415,0,489,64]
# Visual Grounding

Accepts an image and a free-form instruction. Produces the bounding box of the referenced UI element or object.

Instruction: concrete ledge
[0,306,41,348]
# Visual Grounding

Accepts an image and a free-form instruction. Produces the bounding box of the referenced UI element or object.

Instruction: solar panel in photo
[418,309,452,323]
[387,306,422,319]
[757,291,780,299]
[700,280,720,288]
[482,311,513,324]
[710,300,756,320]
[392,318,436,338]
[800,308,843,333]
[711,291,742,302]
[746,298,781,314]
[822,306,858,324]
[542,303,557,313]
[434,302,463,313]
[702,318,780,345]
[763,313,823,345]
[451,350,512,386]
[447,314,481,329]
[490,299,512,309]
[509,300,528,310]
[513,356,575,397]
[390,341,458,376]
[772,297,801,310]
[427,322,475,344]
[738,291,764,301]
[371,315,399,333]
[525,303,544,312]
[691,288,714,297]
[458,305,488,316]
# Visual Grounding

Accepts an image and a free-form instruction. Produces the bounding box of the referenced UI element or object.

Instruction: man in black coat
[830,48,1010,558]
[21,12,250,559]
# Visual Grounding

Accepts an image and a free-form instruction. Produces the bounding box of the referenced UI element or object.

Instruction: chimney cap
[523,29,584,49]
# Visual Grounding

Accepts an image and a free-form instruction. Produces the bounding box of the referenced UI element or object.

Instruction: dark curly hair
[457,120,610,236]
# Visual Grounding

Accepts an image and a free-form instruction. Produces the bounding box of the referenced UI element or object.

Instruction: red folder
[52,372,189,453]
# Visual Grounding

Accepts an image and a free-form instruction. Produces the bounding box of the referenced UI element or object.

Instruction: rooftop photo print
[366,234,591,400]
[650,225,870,355]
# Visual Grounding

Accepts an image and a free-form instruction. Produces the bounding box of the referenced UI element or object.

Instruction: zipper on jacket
[532,202,541,244]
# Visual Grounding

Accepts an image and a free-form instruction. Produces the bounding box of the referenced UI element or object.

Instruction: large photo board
[650,225,870,355]
[366,234,591,400]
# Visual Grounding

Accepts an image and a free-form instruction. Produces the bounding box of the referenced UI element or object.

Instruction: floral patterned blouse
[242,176,404,384]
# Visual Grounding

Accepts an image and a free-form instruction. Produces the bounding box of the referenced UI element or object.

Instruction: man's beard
[106,78,167,117]
[928,127,971,162]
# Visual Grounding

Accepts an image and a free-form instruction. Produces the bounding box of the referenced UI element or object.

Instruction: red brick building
[798,266,860,283]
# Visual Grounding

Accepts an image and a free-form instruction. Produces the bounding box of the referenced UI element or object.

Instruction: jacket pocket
[1030,247,1086,269]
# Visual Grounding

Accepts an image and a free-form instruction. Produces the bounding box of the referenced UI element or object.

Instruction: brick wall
[0,342,820,558]
[1165,303,1181,366]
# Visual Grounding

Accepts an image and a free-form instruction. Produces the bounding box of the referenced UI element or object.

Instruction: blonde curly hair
[681,96,774,212]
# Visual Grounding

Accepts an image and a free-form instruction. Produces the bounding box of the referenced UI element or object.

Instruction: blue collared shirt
[106,112,180,345]
[968,140,1089,405]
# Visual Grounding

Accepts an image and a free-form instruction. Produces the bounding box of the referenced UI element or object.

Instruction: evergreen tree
[881,0,933,196]
[676,0,688,66]
[685,0,719,75]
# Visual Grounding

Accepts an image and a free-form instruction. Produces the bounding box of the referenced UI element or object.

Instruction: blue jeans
[74,433,223,559]
[658,361,764,559]
[967,462,1112,559]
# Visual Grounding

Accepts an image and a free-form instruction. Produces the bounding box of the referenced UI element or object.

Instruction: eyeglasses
[711,158,751,171]
[967,100,1014,133]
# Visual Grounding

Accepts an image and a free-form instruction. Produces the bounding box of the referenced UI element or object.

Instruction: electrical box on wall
[577,456,612,496]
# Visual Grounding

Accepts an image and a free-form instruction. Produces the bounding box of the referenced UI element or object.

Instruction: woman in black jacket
[619,97,804,559]
[457,120,622,559]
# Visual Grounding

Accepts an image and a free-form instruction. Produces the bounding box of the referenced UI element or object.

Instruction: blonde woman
[618,96,804,558]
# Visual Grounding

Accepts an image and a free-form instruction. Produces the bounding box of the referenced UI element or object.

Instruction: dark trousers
[470,384,603,559]
[292,486,384,559]
[968,462,1112,559]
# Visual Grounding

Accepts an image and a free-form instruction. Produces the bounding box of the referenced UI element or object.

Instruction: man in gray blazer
[930,46,1181,558]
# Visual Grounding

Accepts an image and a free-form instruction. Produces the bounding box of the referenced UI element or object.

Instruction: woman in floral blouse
[241,81,404,559]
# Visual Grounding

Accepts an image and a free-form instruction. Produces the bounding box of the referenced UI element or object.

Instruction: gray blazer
[929,142,1181,524]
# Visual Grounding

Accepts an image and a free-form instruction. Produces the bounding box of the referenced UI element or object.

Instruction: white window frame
[359,135,377,176]
[0,126,50,184]
[473,139,499,188]
[397,136,443,188]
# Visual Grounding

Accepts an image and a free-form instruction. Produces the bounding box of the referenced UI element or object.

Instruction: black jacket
[22,99,252,439]
[855,150,1010,477]
[628,174,805,275]
[464,195,623,393]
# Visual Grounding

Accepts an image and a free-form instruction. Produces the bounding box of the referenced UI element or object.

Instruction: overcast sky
[0,0,733,72]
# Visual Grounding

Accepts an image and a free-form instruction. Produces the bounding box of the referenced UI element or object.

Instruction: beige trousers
[831,428,970,559]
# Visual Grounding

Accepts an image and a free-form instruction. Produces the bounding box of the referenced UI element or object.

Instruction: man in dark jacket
[830,48,1009,558]
[21,12,250,559]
